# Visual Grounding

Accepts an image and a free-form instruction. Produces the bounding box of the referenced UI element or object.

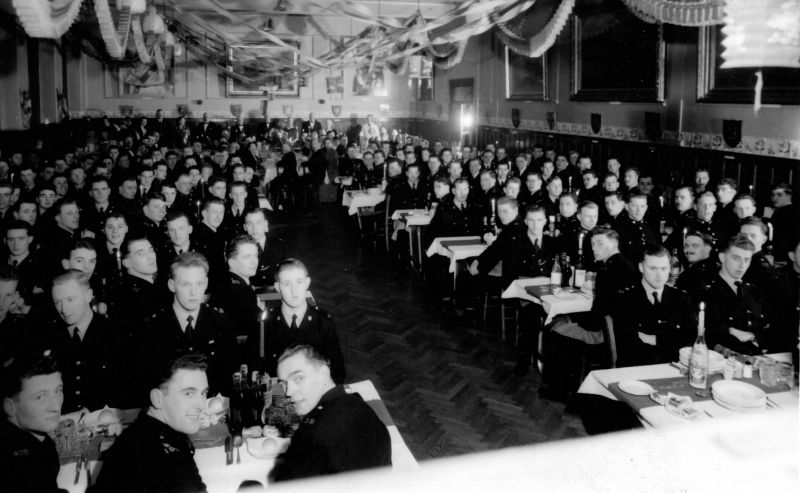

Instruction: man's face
[406,167,420,184]
[628,197,648,221]
[771,188,792,208]
[497,203,517,226]
[433,182,450,199]
[717,184,736,205]
[532,148,543,159]
[56,204,80,231]
[244,212,268,238]
[675,189,693,212]
[6,373,64,434]
[578,157,592,171]
[15,203,37,225]
[275,266,310,310]
[229,243,259,279]
[697,196,716,221]
[695,171,710,186]
[559,197,578,218]
[640,254,670,291]
[545,150,556,161]
[167,217,192,247]
[469,160,482,176]
[140,170,154,188]
[202,203,225,229]
[605,195,625,217]
[279,352,334,417]
[143,199,167,223]
[603,174,619,192]
[740,224,766,252]
[526,175,541,192]
[504,181,520,199]
[578,206,599,231]
[70,168,85,186]
[37,190,56,210]
[193,141,203,155]
[41,167,55,182]
[479,173,495,191]
[591,235,616,262]
[734,198,756,219]
[555,156,568,170]
[104,218,128,246]
[542,161,554,178]
[546,178,562,198]
[189,169,201,186]
[684,235,711,264]
[638,177,654,195]
[169,266,208,312]
[119,180,137,200]
[5,228,32,257]
[428,158,441,172]
[124,239,157,276]
[453,182,469,202]
[209,181,227,200]
[230,187,247,207]
[583,173,598,190]
[233,167,246,182]
[176,176,192,195]
[525,211,547,235]
[153,369,208,435]
[449,162,462,178]
[52,280,92,326]
[155,165,168,181]
[720,246,753,281]
[90,181,111,204]
[64,248,97,277]
[162,187,177,205]
[624,170,638,188]
[497,165,509,180]
[20,169,35,187]
[0,280,18,318]
[441,150,452,164]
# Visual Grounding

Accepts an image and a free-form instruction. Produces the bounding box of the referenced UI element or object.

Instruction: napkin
[650,392,704,421]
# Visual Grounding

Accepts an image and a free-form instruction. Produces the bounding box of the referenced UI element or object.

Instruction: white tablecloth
[57,380,416,493]
[578,354,798,428]
[342,191,386,215]
[502,278,593,325]
[391,209,434,227]
[426,236,486,273]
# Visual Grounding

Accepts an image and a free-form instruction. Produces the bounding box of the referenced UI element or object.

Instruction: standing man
[248,259,345,384]
[270,345,391,482]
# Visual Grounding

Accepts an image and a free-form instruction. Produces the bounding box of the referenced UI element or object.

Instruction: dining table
[426,236,488,290]
[391,209,434,269]
[578,353,798,429]
[342,190,386,216]
[56,380,416,493]
[501,277,593,325]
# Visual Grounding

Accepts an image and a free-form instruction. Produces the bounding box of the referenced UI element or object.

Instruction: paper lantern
[720,0,800,68]
[141,5,165,34]
[116,0,147,15]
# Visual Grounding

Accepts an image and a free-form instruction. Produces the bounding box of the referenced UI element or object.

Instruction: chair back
[383,194,392,251]
[603,315,618,368]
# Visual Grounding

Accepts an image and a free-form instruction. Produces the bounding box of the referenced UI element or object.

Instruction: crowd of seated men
[363,141,799,401]
[0,111,402,491]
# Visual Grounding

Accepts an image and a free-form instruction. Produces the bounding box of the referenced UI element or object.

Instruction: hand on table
[468,260,480,276]
[483,233,496,245]
[637,332,657,346]
[729,327,756,343]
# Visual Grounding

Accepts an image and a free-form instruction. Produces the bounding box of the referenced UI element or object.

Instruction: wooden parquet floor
[270,205,587,461]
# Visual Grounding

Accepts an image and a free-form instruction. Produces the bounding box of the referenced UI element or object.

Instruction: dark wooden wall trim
[478,125,799,206]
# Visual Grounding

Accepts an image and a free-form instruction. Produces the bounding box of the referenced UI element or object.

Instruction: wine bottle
[574,249,586,288]
[548,215,556,237]
[561,254,572,288]
[688,305,709,390]
[550,255,562,285]
[669,248,681,284]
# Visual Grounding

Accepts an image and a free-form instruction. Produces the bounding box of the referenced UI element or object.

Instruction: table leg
[407,225,414,268]
[416,227,423,270]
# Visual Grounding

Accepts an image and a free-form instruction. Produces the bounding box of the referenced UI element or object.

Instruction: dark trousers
[517,302,545,368]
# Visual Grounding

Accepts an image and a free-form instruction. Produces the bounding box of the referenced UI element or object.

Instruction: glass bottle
[574,249,586,288]
[550,255,562,286]
[689,322,709,393]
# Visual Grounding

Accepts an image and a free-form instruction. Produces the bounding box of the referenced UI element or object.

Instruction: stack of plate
[711,380,766,412]
[679,347,726,372]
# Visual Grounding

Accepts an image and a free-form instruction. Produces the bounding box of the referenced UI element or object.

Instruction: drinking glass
[759,360,780,387]
[776,362,795,390]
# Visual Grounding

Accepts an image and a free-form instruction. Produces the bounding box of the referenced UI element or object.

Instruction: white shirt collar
[173,302,200,331]
[641,279,664,304]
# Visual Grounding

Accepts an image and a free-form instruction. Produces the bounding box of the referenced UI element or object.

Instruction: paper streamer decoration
[12,0,83,38]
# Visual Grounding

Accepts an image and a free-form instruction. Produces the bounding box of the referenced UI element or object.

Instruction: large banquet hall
[0,0,797,492]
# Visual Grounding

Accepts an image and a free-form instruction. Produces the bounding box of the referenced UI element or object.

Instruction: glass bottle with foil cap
[689,302,709,395]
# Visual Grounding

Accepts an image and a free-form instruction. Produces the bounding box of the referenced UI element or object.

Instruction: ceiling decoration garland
[12,0,84,38]
[492,0,574,58]
[618,0,725,26]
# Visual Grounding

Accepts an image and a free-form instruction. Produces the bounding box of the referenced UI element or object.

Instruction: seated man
[91,353,209,493]
[0,270,30,364]
[247,259,345,383]
[0,354,65,493]
[211,235,263,338]
[137,253,237,395]
[613,245,695,367]
[112,234,169,334]
[696,234,768,354]
[95,213,128,286]
[676,230,718,298]
[244,208,280,287]
[269,345,390,482]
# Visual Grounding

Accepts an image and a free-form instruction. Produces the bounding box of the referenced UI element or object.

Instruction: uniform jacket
[269,386,391,482]
[210,273,261,337]
[675,257,718,298]
[615,214,661,263]
[426,195,482,240]
[0,421,63,493]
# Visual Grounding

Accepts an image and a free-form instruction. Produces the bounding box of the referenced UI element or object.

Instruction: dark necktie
[532,238,540,254]
[734,280,743,300]
[72,327,81,345]
[178,249,184,255]
[99,207,105,215]
[185,315,194,339]
[652,291,661,310]
[11,260,18,269]
[290,314,298,331]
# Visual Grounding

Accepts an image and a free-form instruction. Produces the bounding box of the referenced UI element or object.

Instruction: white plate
[714,398,766,413]
[245,437,282,460]
[618,380,654,396]
[679,348,725,372]
[711,380,766,407]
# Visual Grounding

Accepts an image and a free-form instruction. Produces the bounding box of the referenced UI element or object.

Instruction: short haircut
[52,198,78,216]
[525,205,546,217]
[559,192,578,203]
[89,175,110,188]
[208,176,227,188]
[150,352,208,392]
[453,178,470,188]
[277,344,330,368]
[685,229,715,246]
[771,183,792,195]
[582,169,598,179]
[592,226,620,243]
[641,243,670,262]
[0,182,13,192]
[226,234,257,260]
[740,216,768,236]
[718,178,737,190]
[506,176,521,186]
[143,191,166,205]
[406,162,420,172]
[724,233,756,253]
[697,191,716,203]
[545,175,561,186]
[5,220,33,236]
[496,196,517,209]
[734,194,756,207]
[121,233,151,259]
[104,212,127,226]
[229,180,247,192]
[0,353,60,402]
[433,176,451,187]
[244,208,268,221]
[63,239,97,260]
[36,182,56,194]
[275,258,308,282]
[52,269,91,290]
[579,200,599,212]
[170,251,209,278]
[202,197,225,212]
[603,172,619,181]
[625,167,640,176]
[675,185,695,198]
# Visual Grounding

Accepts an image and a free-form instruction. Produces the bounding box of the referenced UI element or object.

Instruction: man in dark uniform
[715,178,740,241]
[613,245,695,367]
[221,182,249,241]
[82,176,117,237]
[695,234,768,355]
[469,196,525,287]
[270,345,390,482]
[472,170,503,221]
[131,191,169,256]
[39,198,83,277]
[0,270,30,364]
[91,353,209,493]
[0,355,65,493]
[774,238,800,356]
[159,211,196,273]
[20,270,132,412]
[391,162,427,212]
[768,183,799,263]
[688,192,726,250]
[615,192,660,263]
[247,259,345,383]
[137,253,238,396]
[112,235,169,336]
[211,235,263,338]
[4,221,45,305]
[664,185,697,254]
[191,198,227,290]
[675,230,718,298]
[558,201,599,270]
[244,208,281,288]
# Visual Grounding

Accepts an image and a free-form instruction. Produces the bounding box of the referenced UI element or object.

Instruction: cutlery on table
[224,435,233,465]
[73,456,82,485]
[234,434,243,464]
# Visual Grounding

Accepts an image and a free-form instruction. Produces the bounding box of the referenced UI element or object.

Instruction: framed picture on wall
[697,26,800,104]
[226,42,300,98]
[505,46,547,101]
[571,0,665,102]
